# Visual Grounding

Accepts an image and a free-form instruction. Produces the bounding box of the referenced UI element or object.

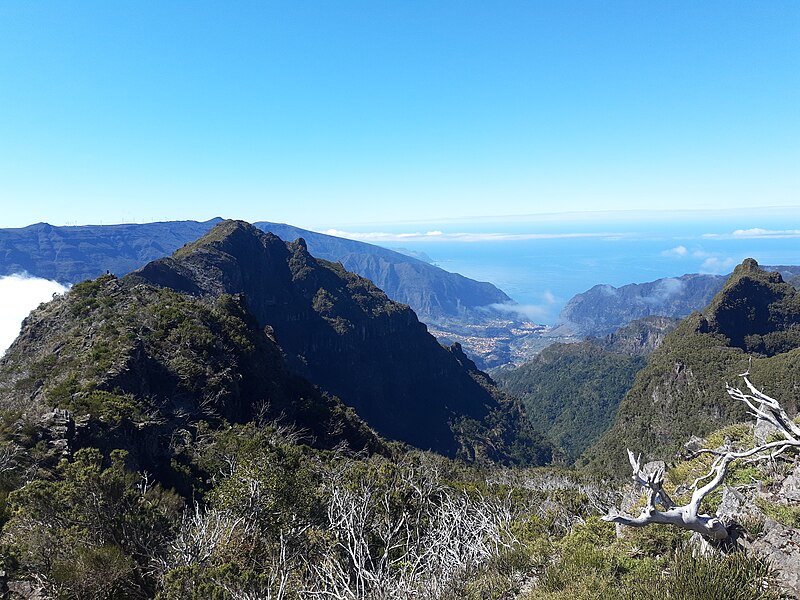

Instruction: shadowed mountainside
[125,220,548,462]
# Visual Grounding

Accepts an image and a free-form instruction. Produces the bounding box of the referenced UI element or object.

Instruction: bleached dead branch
[302,458,514,599]
[603,373,800,541]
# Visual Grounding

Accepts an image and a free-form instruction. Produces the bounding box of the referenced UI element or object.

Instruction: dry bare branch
[603,373,800,541]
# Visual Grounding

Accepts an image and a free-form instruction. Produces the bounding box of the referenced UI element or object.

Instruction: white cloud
[321,229,626,243]
[642,277,685,304]
[661,245,688,257]
[0,274,68,356]
[488,291,559,322]
[489,302,550,321]
[700,257,737,274]
[597,284,617,296]
[703,228,800,240]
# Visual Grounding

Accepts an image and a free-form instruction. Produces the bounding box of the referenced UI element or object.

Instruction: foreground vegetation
[0,416,792,599]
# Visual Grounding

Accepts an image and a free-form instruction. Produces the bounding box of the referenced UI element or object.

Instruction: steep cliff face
[602,315,680,357]
[584,260,800,475]
[125,220,544,460]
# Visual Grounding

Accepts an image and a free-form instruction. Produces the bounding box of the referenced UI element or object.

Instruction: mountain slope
[0,274,383,482]
[496,316,677,461]
[125,220,547,462]
[583,259,800,475]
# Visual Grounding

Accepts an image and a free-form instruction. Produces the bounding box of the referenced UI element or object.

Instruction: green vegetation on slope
[584,260,800,475]
[498,341,645,462]
[497,316,677,462]
[0,265,794,597]
[0,423,788,599]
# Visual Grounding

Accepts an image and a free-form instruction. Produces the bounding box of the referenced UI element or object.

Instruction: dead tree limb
[603,373,800,541]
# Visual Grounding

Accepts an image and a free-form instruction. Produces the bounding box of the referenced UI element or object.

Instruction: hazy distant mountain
[0,219,223,283]
[0,219,517,364]
[558,267,800,339]
[557,274,726,338]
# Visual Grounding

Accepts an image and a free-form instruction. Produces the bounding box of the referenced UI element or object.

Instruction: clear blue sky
[1,1,798,229]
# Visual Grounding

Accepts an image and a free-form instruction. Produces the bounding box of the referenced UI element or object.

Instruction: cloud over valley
[0,274,68,356]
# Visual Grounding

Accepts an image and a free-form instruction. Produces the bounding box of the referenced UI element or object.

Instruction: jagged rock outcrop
[124,220,547,462]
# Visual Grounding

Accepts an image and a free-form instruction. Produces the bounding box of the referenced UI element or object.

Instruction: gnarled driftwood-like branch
[603,373,800,541]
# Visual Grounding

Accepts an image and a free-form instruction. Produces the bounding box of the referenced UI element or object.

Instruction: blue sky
[1,1,798,230]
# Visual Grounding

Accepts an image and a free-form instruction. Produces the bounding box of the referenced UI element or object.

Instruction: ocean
[335,209,800,324]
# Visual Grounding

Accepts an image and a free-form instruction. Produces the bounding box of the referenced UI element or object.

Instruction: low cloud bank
[0,274,68,356]
[704,228,800,240]
[322,229,625,243]
[489,291,559,322]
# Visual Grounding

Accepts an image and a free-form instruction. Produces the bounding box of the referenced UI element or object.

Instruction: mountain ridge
[0,218,522,367]
[126,220,548,462]
[0,218,512,323]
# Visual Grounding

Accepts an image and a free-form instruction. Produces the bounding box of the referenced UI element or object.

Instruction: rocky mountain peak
[125,220,544,460]
[701,258,800,356]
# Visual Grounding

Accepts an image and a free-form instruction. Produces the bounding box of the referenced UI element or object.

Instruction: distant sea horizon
[325,208,800,324]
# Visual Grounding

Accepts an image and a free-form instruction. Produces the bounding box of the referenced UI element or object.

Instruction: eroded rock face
[713,468,800,597]
[779,464,800,504]
[752,519,800,595]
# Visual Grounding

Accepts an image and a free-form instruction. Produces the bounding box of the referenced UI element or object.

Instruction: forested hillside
[497,316,677,461]
[584,259,800,474]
